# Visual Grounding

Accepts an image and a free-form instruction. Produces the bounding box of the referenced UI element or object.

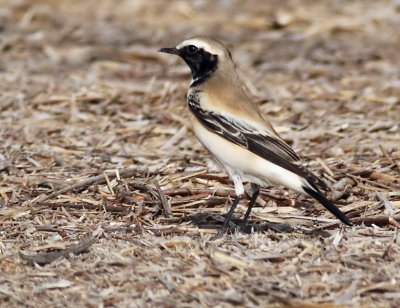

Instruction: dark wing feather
[188,94,328,191]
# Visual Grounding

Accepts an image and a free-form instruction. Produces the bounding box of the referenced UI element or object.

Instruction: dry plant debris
[0,0,399,307]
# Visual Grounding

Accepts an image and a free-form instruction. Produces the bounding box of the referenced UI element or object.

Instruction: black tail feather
[302,185,352,226]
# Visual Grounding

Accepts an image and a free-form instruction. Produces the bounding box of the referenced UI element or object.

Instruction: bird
[159,37,351,237]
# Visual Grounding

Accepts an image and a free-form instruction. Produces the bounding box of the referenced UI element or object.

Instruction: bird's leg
[213,170,243,239]
[215,195,242,238]
[240,183,260,230]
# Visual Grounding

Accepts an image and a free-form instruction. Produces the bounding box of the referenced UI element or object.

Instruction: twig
[103,171,115,195]
[316,157,334,177]
[19,236,97,265]
[388,217,400,228]
[197,174,232,184]
[35,202,129,213]
[34,167,150,203]
[376,192,395,215]
[163,187,278,200]
[159,126,187,151]
[273,214,338,223]
[154,180,173,218]
[104,226,185,236]
[35,225,65,232]
[348,166,400,188]
[170,192,211,205]
[163,187,303,207]
[347,174,394,190]
[316,214,400,229]
[379,144,400,172]
[163,188,236,198]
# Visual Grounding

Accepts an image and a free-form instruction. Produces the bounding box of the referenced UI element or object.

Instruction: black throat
[179,49,218,87]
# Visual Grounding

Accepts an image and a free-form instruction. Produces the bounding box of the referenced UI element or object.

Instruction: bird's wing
[188,97,329,191]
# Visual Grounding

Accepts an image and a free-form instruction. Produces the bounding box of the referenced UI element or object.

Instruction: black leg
[214,195,242,238]
[240,183,260,230]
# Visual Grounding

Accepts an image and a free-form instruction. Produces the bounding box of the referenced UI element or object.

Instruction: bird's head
[159,37,232,83]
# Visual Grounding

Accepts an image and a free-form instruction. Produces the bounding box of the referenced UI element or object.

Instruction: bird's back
[192,64,279,137]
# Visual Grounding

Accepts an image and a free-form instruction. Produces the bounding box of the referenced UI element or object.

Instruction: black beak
[159,47,180,55]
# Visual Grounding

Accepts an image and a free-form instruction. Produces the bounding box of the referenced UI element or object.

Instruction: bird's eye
[186,45,198,54]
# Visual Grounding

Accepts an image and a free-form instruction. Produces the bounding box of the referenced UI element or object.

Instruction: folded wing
[188,96,328,191]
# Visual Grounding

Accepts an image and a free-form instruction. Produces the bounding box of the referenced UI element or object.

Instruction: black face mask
[159,45,219,85]
[179,45,219,82]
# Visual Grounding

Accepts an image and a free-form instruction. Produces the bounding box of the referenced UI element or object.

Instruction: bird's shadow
[188,212,293,234]
[187,212,332,237]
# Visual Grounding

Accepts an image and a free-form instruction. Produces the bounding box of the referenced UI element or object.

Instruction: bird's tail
[302,185,352,226]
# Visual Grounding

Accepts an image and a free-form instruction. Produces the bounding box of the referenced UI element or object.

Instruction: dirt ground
[0,0,400,307]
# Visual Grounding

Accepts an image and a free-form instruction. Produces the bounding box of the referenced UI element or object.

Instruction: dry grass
[0,0,399,307]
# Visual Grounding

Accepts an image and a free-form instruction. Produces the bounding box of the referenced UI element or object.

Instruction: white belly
[192,118,306,195]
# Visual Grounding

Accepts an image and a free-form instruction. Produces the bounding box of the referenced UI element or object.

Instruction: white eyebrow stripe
[176,38,224,56]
